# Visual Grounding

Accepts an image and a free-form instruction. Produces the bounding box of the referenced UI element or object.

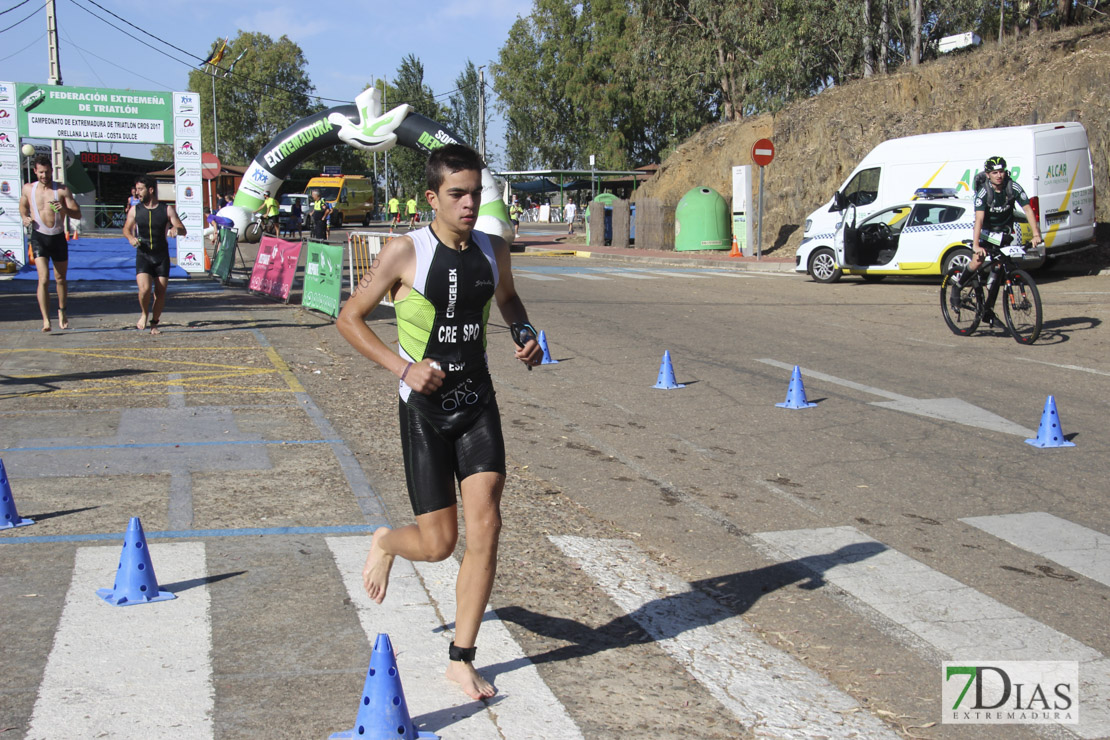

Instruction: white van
[796,123,1096,281]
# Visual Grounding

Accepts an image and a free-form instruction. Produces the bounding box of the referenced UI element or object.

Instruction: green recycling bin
[674,187,730,251]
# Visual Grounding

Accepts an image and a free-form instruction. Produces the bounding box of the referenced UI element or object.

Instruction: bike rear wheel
[941,270,983,336]
[1002,269,1042,344]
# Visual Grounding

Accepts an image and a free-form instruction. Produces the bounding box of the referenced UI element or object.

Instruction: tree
[153,33,317,167]
[494,0,711,171]
[385,55,447,201]
[447,60,481,153]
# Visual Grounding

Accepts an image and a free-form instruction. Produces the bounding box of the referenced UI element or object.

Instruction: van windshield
[843,167,880,207]
[310,187,341,201]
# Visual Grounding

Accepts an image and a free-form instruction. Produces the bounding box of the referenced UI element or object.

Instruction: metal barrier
[347,231,396,306]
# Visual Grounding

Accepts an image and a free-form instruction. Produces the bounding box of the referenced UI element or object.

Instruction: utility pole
[45,0,65,184]
[477,67,486,161]
[211,74,219,159]
[371,75,378,221]
[382,81,390,203]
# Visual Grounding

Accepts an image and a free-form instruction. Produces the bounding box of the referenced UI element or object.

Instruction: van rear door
[1034,125,1095,249]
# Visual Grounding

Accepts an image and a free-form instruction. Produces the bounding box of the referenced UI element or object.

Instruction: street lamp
[21,143,35,184]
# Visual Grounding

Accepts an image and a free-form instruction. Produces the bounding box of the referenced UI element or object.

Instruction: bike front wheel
[1002,269,1042,344]
[941,270,983,336]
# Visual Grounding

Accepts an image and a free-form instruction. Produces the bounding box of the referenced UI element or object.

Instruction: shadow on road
[488,542,886,673]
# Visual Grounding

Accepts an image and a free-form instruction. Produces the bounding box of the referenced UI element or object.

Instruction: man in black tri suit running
[337,144,543,701]
[123,176,187,334]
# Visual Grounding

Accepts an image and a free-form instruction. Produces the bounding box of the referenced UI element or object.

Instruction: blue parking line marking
[0,523,384,545]
[2,439,340,453]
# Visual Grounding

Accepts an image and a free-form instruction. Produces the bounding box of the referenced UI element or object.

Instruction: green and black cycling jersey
[974,178,1030,234]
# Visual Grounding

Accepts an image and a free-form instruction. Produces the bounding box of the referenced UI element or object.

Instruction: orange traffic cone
[729,234,741,257]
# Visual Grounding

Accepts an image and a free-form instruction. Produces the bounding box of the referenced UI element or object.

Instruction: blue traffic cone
[97,517,175,606]
[330,634,439,739]
[1025,395,1075,448]
[538,330,559,365]
[776,365,818,409]
[653,350,685,389]
[1,458,34,530]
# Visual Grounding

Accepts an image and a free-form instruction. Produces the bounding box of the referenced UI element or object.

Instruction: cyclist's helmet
[984,155,1007,173]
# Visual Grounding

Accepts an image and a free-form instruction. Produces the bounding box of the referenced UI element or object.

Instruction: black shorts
[136,247,172,278]
[399,394,506,515]
[30,230,68,262]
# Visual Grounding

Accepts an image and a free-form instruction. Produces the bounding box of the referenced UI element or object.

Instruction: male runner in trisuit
[123,176,186,334]
[337,144,542,701]
[19,155,80,331]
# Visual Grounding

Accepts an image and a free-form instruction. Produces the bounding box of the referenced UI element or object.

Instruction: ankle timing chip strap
[449,642,476,662]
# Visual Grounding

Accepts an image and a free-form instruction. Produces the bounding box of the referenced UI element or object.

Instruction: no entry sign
[752,138,775,167]
[201,152,221,180]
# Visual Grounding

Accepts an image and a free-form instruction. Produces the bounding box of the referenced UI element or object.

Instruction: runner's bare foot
[136,313,147,331]
[58,308,69,330]
[361,527,395,604]
[149,319,161,335]
[41,322,51,332]
[445,659,496,700]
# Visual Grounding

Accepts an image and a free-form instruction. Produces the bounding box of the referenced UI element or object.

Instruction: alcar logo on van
[1045,163,1067,180]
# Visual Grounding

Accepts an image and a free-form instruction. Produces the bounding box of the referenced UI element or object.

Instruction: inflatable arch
[217,87,512,243]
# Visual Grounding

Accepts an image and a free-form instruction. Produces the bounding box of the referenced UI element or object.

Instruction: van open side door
[834,198,861,268]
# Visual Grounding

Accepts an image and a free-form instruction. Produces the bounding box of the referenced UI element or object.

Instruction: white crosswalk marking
[515,272,561,281]
[563,272,611,280]
[549,535,899,739]
[961,512,1110,588]
[631,269,712,278]
[752,526,1110,739]
[326,537,583,740]
[595,270,657,279]
[28,543,213,739]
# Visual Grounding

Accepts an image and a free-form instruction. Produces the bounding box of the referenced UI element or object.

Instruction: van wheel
[809,248,842,283]
[942,247,972,276]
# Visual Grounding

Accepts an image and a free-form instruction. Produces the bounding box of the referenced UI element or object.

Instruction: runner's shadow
[487,542,885,675]
[410,694,506,733]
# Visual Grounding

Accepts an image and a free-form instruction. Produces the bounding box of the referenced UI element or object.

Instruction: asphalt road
[1,257,1108,739]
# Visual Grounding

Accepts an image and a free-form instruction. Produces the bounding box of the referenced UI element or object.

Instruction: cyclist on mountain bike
[956,156,1043,285]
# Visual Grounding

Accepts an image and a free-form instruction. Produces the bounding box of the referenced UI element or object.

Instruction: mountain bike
[940,241,1042,345]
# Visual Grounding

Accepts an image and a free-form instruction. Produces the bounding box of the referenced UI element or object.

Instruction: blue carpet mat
[14,238,189,281]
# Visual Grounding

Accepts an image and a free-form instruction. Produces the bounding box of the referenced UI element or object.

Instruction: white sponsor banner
[173,92,199,116]
[177,182,201,204]
[173,91,204,273]
[174,115,200,138]
[176,233,205,272]
[27,113,165,143]
[0,82,22,266]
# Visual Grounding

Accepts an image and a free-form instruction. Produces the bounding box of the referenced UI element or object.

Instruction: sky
[1,0,530,164]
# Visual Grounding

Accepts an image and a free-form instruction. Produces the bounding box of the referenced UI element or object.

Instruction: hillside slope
[635,23,1110,256]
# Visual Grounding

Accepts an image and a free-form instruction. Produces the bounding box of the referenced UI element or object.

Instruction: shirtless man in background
[19,155,80,331]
